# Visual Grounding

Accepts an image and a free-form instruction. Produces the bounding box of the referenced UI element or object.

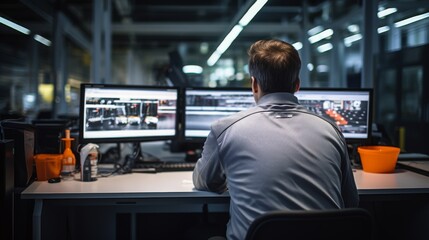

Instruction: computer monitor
[183,87,255,144]
[79,84,179,144]
[177,87,371,153]
[295,88,373,144]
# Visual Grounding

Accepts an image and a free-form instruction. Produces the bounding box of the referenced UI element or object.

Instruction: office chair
[245,208,373,240]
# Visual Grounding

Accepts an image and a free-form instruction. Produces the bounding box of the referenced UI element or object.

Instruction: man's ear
[294,77,301,93]
[251,76,259,94]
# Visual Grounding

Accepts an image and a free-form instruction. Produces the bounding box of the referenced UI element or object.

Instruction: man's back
[193,39,358,240]
[194,92,358,240]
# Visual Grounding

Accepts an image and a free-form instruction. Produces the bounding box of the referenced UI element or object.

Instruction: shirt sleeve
[341,149,360,207]
[192,130,227,193]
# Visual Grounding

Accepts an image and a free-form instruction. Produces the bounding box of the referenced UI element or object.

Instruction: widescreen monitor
[184,87,255,141]
[79,84,179,144]
[295,88,373,144]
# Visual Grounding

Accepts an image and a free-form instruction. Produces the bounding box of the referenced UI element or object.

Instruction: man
[192,39,359,240]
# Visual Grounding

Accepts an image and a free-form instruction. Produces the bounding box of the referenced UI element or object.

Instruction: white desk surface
[21,172,226,200]
[353,169,429,195]
[21,169,429,200]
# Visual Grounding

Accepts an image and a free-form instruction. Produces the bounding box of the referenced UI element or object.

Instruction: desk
[22,169,429,240]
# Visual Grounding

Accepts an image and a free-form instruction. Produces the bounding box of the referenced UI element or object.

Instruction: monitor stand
[123,142,161,172]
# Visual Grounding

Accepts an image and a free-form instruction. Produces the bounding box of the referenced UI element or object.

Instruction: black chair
[245,208,373,240]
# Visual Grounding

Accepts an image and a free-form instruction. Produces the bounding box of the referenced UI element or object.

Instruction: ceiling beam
[19,21,301,38]
[110,22,300,36]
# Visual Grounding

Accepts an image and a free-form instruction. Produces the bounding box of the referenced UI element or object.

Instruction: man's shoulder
[211,107,262,136]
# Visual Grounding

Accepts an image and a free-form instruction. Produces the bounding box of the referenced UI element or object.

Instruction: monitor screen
[184,87,255,140]
[79,84,179,143]
[295,88,373,143]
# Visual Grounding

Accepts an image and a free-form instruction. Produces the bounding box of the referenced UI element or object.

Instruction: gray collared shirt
[193,92,359,240]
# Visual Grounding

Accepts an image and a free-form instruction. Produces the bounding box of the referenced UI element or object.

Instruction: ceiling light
[207,0,268,66]
[183,65,203,74]
[317,43,333,53]
[347,24,359,33]
[292,42,303,50]
[238,0,268,26]
[34,34,51,46]
[344,34,362,47]
[394,12,429,28]
[217,25,243,54]
[207,52,222,67]
[378,8,397,18]
[308,29,333,44]
[316,65,329,73]
[377,26,390,34]
[307,26,324,36]
[0,16,30,35]
[207,25,243,66]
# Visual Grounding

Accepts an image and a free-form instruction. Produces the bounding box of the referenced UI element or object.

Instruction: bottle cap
[62,129,74,141]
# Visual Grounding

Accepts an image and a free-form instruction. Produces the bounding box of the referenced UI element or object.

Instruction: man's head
[248,39,301,101]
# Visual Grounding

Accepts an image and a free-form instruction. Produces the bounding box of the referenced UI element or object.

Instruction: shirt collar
[257,92,299,106]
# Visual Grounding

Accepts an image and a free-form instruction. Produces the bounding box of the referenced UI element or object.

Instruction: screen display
[295,88,372,142]
[184,88,255,139]
[79,84,179,143]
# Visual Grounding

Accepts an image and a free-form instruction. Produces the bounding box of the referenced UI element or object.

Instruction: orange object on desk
[34,154,63,181]
[358,146,400,173]
[61,129,76,175]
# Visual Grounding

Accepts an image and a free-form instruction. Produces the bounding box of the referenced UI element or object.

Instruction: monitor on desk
[180,87,255,150]
[295,88,373,144]
[79,84,179,144]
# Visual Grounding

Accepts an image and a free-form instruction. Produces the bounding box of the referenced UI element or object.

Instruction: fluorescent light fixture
[183,65,203,74]
[34,34,51,46]
[207,25,243,66]
[394,12,429,28]
[307,26,324,36]
[347,24,359,33]
[308,29,333,44]
[207,0,268,66]
[238,0,268,26]
[317,43,333,53]
[217,25,243,54]
[292,42,303,50]
[377,26,390,34]
[344,33,362,47]
[207,52,222,67]
[0,16,30,35]
[378,8,397,18]
[316,65,329,73]
[24,94,36,102]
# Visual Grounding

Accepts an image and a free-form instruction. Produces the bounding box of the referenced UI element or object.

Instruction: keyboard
[132,161,196,173]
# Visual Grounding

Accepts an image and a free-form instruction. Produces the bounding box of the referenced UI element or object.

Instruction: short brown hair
[248,39,301,93]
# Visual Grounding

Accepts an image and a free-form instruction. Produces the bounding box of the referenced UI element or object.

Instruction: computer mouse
[48,177,61,183]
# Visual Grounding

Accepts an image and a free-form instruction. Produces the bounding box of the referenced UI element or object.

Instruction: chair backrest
[245,208,373,240]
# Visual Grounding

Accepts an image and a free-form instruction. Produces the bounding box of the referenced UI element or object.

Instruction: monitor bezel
[296,87,373,145]
[79,83,180,144]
